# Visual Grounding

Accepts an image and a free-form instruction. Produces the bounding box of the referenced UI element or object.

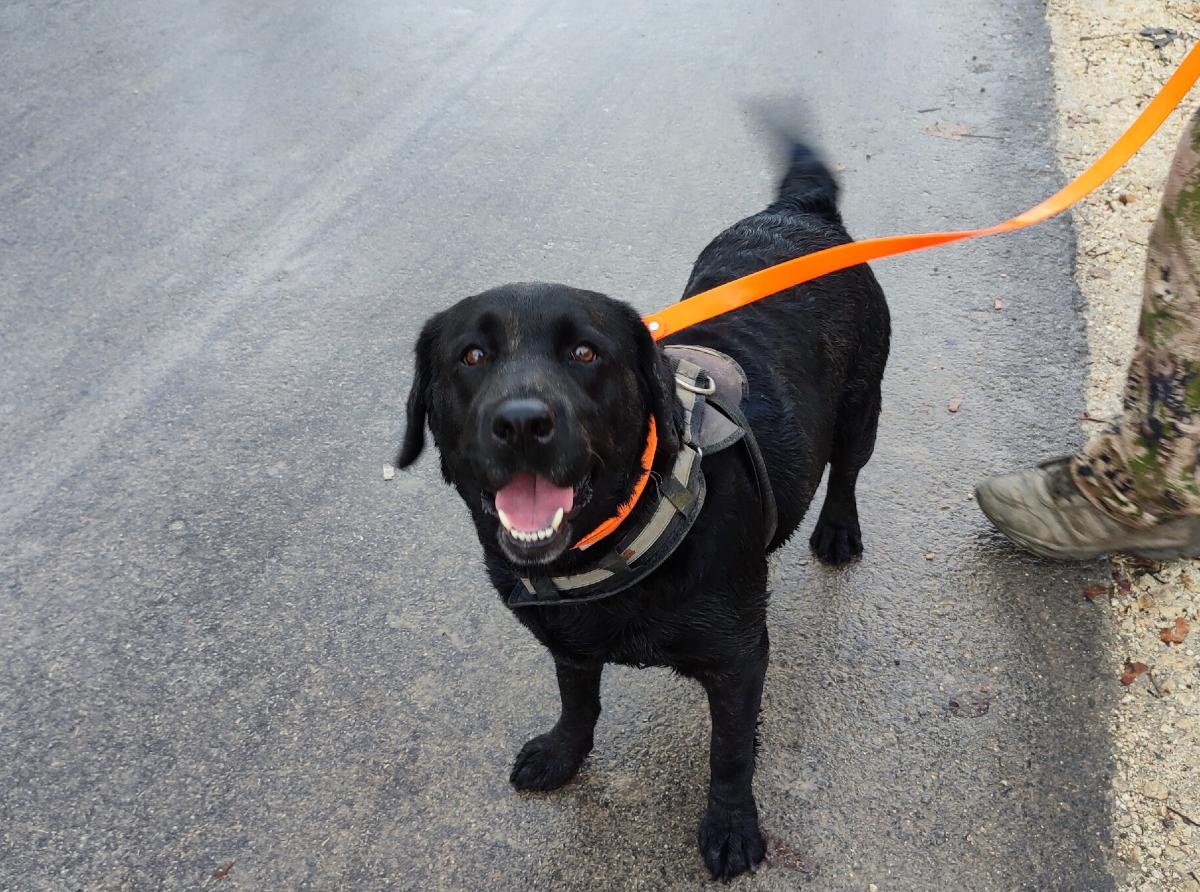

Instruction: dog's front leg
[510,658,602,792]
[696,638,768,881]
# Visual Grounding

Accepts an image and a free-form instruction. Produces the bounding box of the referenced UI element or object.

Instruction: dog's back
[666,140,890,559]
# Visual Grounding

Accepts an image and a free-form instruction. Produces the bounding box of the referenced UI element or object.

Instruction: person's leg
[976,110,1200,560]
[1073,109,1200,527]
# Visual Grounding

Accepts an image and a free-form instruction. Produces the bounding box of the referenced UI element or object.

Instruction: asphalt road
[1,1,1120,889]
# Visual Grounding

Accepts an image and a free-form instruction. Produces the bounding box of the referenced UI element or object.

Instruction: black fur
[398,141,889,881]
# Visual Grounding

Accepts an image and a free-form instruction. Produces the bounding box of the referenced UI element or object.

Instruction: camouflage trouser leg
[1073,110,1200,528]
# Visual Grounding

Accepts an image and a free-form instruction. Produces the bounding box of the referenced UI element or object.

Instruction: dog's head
[397,283,677,567]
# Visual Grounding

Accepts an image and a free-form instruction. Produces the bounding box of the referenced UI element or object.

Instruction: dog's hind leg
[809,375,882,565]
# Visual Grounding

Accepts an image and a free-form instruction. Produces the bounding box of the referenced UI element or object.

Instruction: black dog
[397,142,889,880]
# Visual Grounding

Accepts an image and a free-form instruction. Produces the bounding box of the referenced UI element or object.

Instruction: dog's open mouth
[490,472,589,562]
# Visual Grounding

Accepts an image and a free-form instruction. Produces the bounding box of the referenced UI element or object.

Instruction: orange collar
[572,415,657,551]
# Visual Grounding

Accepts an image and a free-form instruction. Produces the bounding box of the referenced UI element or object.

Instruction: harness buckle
[675,371,716,395]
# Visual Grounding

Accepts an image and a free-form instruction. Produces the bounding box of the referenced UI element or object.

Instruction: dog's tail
[774,141,842,224]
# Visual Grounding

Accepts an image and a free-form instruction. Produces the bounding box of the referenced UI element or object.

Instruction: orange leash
[643,41,1200,342]
[580,45,1200,553]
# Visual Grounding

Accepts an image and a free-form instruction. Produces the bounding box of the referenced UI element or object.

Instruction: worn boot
[975,457,1200,561]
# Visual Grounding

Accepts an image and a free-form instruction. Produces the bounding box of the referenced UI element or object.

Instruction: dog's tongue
[495,472,574,532]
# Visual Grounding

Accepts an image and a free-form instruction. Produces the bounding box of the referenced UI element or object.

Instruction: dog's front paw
[809,515,862,565]
[510,731,590,792]
[698,805,766,881]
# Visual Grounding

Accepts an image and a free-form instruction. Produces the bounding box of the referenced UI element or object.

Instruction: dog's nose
[491,398,556,447]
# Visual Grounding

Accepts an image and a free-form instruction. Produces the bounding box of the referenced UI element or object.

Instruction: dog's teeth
[506,520,560,545]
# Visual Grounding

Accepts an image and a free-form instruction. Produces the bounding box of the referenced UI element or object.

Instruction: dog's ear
[631,310,680,456]
[396,313,443,468]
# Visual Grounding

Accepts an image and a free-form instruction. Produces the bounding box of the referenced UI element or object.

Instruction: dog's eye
[570,343,597,363]
[461,346,487,366]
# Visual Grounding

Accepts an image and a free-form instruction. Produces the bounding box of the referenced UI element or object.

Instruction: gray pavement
[1,1,1119,889]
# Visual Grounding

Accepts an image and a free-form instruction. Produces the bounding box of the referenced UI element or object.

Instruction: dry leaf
[1140,27,1183,49]
[212,860,236,880]
[1084,584,1107,601]
[1121,661,1150,686]
[1089,266,1112,280]
[948,397,963,413]
[1160,617,1191,645]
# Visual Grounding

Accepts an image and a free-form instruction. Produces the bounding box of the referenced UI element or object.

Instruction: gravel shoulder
[1045,3,1200,889]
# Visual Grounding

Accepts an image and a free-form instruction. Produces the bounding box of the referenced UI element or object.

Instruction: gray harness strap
[665,346,777,545]
[507,346,776,608]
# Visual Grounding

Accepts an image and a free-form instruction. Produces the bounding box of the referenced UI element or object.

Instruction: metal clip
[675,372,716,395]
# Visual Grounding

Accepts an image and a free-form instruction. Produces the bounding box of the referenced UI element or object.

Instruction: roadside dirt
[1045,2,1200,889]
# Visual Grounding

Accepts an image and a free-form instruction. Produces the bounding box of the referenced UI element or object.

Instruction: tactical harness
[507,345,777,608]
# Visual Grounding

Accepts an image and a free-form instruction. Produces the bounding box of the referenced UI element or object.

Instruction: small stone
[1141,780,1170,801]
[383,465,395,481]
[869,886,879,892]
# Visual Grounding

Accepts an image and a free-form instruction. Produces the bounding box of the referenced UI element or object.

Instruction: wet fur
[398,142,890,880]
